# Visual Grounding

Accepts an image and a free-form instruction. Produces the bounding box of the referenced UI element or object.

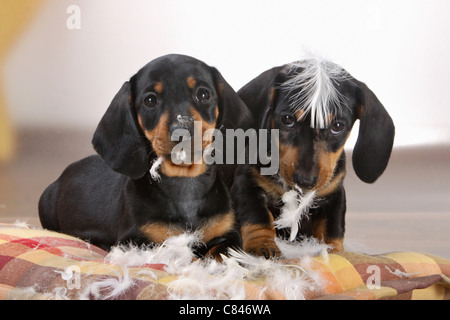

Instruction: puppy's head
[239,59,395,191]
[93,54,252,179]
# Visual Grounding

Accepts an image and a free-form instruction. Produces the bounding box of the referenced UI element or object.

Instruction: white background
[3,0,450,148]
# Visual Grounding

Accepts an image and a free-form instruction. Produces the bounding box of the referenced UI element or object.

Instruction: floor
[1,128,449,259]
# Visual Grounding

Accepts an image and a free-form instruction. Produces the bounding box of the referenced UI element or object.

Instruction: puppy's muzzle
[294,174,318,190]
[169,114,194,141]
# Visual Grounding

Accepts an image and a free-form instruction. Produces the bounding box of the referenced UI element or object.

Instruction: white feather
[106,232,201,269]
[274,186,316,241]
[167,253,248,299]
[280,58,350,129]
[149,156,163,182]
[275,237,331,260]
[385,266,418,278]
[175,149,187,162]
[104,233,323,300]
[227,248,320,300]
[176,114,194,126]
[80,266,134,300]
[13,219,32,229]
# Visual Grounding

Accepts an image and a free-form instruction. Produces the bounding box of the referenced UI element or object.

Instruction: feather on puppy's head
[280,58,351,129]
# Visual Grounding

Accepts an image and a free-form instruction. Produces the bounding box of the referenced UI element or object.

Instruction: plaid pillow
[0,223,449,300]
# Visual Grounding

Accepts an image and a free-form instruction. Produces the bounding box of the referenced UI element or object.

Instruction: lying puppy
[233,58,395,257]
[39,54,252,257]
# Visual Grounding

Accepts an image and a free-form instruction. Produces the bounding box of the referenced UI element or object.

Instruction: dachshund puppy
[39,54,252,257]
[233,58,395,257]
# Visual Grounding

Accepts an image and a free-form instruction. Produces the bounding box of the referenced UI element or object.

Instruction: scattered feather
[149,156,163,182]
[80,266,134,300]
[106,232,201,269]
[13,223,332,300]
[275,237,331,260]
[105,233,323,300]
[228,248,321,300]
[14,219,32,229]
[385,266,419,278]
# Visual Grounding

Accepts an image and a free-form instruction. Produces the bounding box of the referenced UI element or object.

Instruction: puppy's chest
[146,174,229,228]
[164,197,207,227]
[137,175,234,245]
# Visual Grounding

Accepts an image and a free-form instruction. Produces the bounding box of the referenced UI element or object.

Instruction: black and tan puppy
[233,59,395,257]
[39,54,252,257]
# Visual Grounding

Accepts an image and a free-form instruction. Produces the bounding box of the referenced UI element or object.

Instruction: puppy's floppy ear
[92,81,150,179]
[237,66,286,129]
[352,80,395,183]
[211,67,254,131]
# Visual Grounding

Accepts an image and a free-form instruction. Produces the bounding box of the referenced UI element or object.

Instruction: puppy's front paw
[241,224,280,259]
[326,238,344,253]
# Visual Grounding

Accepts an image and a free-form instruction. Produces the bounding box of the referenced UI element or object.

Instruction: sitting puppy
[233,58,395,257]
[39,54,252,257]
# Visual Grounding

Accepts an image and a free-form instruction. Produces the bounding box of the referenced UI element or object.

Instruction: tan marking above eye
[295,109,307,121]
[154,82,163,94]
[187,76,197,89]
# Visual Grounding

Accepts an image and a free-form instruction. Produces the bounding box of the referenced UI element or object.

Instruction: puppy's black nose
[169,114,194,135]
[169,123,184,135]
[294,175,317,190]
[168,123,193,142]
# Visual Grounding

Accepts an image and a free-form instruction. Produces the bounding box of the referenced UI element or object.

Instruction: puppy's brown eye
[144,93,158,108]
[196,87,210,103]
[330,122,345,135]
[281,114,295,128]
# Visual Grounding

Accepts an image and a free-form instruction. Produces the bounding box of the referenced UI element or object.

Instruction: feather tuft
[274,186,316,241]
[80,266,135,300]
[149,156,163,182]
[280,58,350,129]
[227,248,320,299]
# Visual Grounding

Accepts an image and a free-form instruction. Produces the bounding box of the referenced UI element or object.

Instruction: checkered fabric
[0,224,449,300]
